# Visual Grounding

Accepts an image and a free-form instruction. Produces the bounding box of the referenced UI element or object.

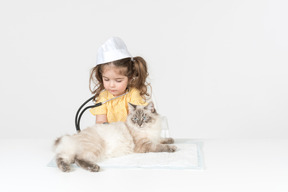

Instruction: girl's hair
[89,56,151,101]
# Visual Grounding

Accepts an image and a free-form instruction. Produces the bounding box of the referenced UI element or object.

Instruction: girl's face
[102,65,129,96]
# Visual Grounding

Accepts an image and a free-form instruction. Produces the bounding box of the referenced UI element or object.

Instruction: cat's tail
[53,135,77,172]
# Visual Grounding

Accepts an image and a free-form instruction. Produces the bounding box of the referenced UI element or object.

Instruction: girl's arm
[96,114,108,124]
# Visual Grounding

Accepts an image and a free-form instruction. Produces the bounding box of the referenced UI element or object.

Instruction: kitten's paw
[88,164,100,172]
[75,159,100,172]
[167,138,175,144]
[60,164,71,172]
[167,145,177,152]
[57,158,71,172]
[160,138,175,144]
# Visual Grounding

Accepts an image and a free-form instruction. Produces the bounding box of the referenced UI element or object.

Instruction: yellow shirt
[89,88,147,123]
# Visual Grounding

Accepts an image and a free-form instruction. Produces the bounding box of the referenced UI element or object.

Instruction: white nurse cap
[96,37,133,65]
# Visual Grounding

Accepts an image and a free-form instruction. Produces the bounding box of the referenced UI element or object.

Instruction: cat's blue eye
[133,117,138,121]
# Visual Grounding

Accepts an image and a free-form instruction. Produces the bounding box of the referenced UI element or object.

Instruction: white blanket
[48,139,204,170]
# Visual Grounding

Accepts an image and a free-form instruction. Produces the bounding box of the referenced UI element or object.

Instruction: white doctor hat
[96,37,133,65]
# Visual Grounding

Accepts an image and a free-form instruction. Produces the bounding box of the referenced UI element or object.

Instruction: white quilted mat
[48,139,204,170]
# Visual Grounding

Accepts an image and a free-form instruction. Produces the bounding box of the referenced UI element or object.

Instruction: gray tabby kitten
[54,102,176,172]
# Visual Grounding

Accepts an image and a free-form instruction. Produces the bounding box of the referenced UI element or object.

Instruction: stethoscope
[75,90,129,132]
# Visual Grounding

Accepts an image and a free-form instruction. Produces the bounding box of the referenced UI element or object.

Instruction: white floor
[0,138,287,192]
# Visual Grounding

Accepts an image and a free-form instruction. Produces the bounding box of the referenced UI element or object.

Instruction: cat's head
[127,102,158,128]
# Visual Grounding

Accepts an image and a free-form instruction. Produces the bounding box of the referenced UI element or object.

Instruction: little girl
[89,37,150,124]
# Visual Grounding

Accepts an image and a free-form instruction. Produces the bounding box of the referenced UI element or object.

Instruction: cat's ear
[145,102,156,113]
[128,103,137,114]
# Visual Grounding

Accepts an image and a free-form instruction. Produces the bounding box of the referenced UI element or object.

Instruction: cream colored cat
[54,102,176,172]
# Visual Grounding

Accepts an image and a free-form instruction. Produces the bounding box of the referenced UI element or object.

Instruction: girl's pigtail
[89,65,105,101]
[132,57,150,99]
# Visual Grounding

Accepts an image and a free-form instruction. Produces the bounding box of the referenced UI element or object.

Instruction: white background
[1,0,288,139]
[1,2,288,192]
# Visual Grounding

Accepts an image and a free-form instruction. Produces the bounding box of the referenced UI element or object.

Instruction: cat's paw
[160,138,175,144]
[75,159,100,172]
[166,138,175,144]
[167,145,177,152]
[87,164,100,172]
[57,158,71,172]
[60,164,71,172]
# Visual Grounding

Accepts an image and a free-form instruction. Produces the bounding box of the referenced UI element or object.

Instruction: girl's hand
[96,114,108,124]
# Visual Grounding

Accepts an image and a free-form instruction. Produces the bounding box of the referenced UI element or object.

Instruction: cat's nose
[138,121,143,127]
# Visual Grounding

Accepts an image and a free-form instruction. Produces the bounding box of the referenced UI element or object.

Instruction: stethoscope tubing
[75,90,129,132]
